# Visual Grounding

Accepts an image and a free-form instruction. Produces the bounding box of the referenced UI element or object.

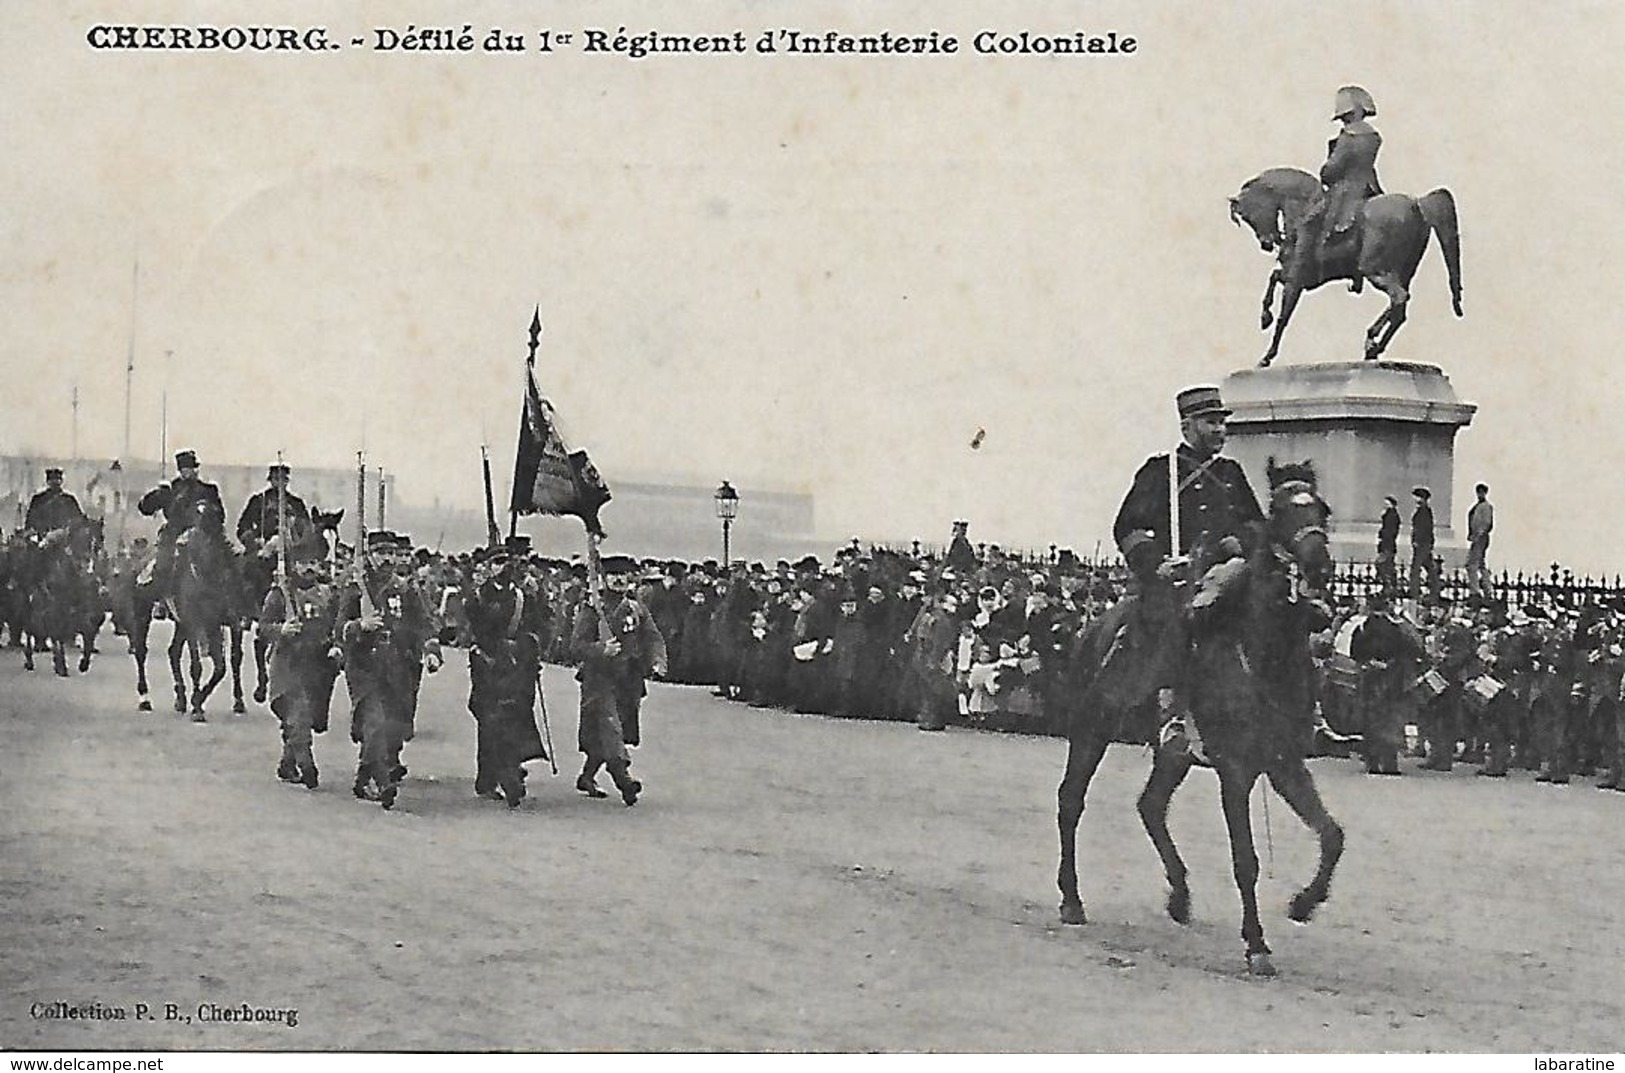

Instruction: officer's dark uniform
[237,467,314,608]
[1102,386,1264,727]
[25,475,86,536]
[137,451,225,596]
[465,540,549,807]
[237,475,312,553]
[261,570,341,789]
[337,532,440,809]
[1350,606,1424,774]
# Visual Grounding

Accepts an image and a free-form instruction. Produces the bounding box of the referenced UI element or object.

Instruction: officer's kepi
[1175,385,1231,420]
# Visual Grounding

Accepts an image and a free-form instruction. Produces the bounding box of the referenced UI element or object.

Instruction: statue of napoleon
[1229,86,1463,367]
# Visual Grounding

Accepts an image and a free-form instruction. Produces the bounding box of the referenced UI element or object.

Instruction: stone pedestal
[1220,362,1477,567]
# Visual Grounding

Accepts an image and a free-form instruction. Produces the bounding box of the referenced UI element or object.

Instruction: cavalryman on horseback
[237,463,312,556]
[136,450,226,601]
[1110,385,1264,744]
[25,468,87,536]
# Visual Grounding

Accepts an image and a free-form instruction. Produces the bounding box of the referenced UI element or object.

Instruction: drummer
[1419,601,1477,772]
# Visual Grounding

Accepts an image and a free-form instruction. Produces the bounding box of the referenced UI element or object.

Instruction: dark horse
[166,504,245,720]
[17,519,107,677]
[1229,167,1463,367]
[1057,459,1345,976]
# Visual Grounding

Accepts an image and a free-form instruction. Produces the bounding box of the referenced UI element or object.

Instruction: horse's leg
[1267,760,1346,923]
[132,607,153,710]
[195,627,228,714]
[1057,716,1112,925]
[1218,764,1274,976]
[253,628,270,704]
[229,624,246,714]
[1260,283,1303,368]
[52,631,69,677]
[168,630,189,713]
[190,632,216,714]
[1260,267,1283,330]
[1138,743,1197,924]
[1364,273,1410,360]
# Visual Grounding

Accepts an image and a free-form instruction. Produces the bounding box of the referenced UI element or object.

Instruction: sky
[4,1,1624,573]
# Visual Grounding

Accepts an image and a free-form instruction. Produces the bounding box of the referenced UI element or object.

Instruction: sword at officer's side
[534,664,558,776]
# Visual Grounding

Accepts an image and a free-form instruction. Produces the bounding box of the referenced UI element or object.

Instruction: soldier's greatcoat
[24,488,85,535]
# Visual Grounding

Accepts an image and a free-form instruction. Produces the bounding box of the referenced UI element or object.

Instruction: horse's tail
[1419,188,1463,317]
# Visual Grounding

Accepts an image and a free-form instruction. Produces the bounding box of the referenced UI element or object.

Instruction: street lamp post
[714,481,739,565]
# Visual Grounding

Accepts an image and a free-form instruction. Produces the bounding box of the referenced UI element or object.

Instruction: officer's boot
[295,744,318,790]
[352,761,372,800]
[575,758,608,798]
[607,760,641,807]
[277,745,300,783]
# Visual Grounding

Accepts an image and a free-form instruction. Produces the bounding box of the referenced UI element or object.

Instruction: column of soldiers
[7,450,1624,800]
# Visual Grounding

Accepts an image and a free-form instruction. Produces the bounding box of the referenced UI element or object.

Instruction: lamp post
[714,481,739,564]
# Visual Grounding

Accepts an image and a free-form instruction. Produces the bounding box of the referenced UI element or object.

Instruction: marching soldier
[1109,385,1264,742]
[337,531,442,810]
[570,556,666,805]
[260,556,341,789]
[24,468,86,536]
[465,539,550,807]
[136,450,225,600]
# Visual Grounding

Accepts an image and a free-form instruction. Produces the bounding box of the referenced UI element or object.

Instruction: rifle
[353,451,379,618]
[275,450,294,622]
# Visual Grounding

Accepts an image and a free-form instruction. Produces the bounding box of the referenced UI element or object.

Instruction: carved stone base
[1220,362,1477,567]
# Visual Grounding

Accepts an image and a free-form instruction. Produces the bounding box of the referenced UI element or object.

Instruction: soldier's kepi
[1110,385,1265,744]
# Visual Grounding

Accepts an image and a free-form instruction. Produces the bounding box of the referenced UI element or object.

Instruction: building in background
[2,454,815,562]
[0,454,389,546]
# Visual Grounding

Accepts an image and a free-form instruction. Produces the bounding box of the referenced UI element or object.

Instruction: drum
[1416,668,1448,697]
[1465,674,1505,708]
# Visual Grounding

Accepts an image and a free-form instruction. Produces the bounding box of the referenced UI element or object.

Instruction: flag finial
[527,307,543,367]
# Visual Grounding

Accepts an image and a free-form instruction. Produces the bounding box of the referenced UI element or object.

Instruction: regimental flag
[509,309,611,537]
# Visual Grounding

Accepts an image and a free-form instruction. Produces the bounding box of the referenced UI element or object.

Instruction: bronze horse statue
[1230,167,1462,366]
[1057,459,1345,976]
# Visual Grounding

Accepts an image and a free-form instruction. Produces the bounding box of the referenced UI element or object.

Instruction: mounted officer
[1108,385,1265,742]
[1293,85,1384,288]
[236,463,312,558]
[136,450,226,599]
[24,467,87,536]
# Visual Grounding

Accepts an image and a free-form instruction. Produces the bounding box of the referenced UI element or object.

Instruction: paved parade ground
[2,629,1621,1053]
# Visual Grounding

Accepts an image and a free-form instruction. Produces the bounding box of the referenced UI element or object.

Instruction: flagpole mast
[511,307,544,543]
[119,256,138,550]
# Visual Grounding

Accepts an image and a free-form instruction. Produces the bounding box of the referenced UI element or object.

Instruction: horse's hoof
[190,712,207,724]
[1246,952,1277,978]
[232,700,246,715]
[253,686,267,704]
[79,659,91,673]
[1167,886,1192,926]
[173,699,187,714]
[1058,901,1088,926]
[137,699,152,712]
[1260,313,1273,330]
[1288,891,1320,923]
